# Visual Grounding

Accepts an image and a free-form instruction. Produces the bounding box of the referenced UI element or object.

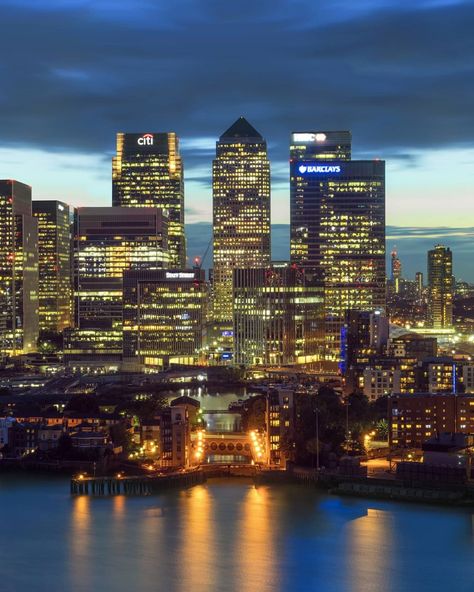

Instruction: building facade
[65,207,169,371]
[289,133,385,363]
[0,180,39,356]
[427,245,453,329]
[122,268,207,371]
[32,200,72,332]
[389,393,474,449]
[212,117,271,324]
[112,132,185,267]
[233,264,323,367]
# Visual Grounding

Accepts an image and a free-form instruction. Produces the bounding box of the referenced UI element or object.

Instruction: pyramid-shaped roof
[220,117,263,140]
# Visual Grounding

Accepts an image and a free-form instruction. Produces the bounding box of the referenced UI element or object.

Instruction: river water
[1,474,474,592]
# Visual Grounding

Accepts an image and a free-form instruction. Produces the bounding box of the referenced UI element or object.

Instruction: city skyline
[0,1,473,228]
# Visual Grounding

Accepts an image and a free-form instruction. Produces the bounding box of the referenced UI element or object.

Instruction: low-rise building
[389,393,474,449]
[140,419,161,458]
[38,425,64,451]
[160,396,200,468]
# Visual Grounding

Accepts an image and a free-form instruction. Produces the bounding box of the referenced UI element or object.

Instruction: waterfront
[1,475,474,592]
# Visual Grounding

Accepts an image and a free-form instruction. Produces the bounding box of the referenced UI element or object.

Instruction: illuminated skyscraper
[0,180,39,355]
[427,245,453,329]
[212,117,270,324]
[123,268,208,371]
[64,207,169,372]
[112,132,186,267]
[290,132,385,363]
[233,263,323,367]
[32,200,72,333]
[390,248,402,293]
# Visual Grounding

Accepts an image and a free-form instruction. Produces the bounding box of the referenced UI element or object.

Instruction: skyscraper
[290,132,385,363]
[32,200,72,333]
[0,180,39,355]
[427,244,453,329]
[212,117,271,325]
[233,263,323,367]
[123,268,208,371]
[64,207,169,372]
[391,248,402,293]
[112,132,186,267]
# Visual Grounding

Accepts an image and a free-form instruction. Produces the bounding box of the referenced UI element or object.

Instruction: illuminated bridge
[190,430,266,464]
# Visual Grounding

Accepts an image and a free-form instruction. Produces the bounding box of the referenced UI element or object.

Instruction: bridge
[190,430,266,464]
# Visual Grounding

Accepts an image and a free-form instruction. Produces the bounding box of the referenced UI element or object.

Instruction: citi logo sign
[138,133,154,146]
[298,164,341,174]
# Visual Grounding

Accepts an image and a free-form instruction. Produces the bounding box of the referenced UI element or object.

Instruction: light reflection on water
[2,477,474,592]
[347,509,394,592]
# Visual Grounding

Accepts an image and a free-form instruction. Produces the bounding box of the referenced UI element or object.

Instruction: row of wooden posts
[70,470,206,496]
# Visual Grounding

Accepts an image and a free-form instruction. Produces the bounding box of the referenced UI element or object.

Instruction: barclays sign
[298,164,341,174]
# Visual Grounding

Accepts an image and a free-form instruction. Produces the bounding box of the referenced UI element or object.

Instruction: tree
[57,434,73,458]
[241,395,266,431]
[65,395,100,415]
[37,330,63,354]
[118,396,167,421]
[375,418,389,440]
[109,423,132,453]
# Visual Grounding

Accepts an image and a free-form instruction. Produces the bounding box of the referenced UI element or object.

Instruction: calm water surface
[1,475,474,592]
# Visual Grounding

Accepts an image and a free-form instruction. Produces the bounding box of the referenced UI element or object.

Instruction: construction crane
[193,235,213,270]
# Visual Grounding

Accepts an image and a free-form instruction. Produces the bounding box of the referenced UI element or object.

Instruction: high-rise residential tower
[0,180,39,355]
[64,207,169,372]
[32,200,72,333]
[290,132,385,363]
[212,117,271,324]
[112,132,186,267]
[427,244,453,329]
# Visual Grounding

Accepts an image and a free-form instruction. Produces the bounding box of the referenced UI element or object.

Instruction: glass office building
[290,132,385,362]
[123,268,208,371]
[64,207,169,372]
[212,117,271,325]
[32,200,72,332]
[233,263,324,367]
[112,132,186,267]
[0,180,39,356]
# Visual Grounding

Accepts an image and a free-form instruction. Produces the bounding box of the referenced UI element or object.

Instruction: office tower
[123,268,207,371]
[212,117,271,325]
[0,180,39,355]
[233,263,323,366]
[112,132,186,267]
[391,248,402,293]
[64,207,169,372]
[427,245,453,329]
[290,132,385,363]
[32,201,72,333]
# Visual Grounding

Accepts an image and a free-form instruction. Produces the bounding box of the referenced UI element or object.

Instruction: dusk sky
[0,0,473,229]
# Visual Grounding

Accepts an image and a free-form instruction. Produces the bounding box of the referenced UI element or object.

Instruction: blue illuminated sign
[298,164,341,174]
[222,330,233,337]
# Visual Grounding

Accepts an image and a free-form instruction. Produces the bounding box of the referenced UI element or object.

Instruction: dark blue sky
[0,0,473,229]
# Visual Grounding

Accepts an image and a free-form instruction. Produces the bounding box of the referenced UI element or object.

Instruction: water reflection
[178,485,216,592]
[346,508,394,592]
[236,486,278,592]
[69,495,92,591]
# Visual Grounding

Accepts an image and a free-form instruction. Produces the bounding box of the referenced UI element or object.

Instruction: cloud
[0,0,472,166]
